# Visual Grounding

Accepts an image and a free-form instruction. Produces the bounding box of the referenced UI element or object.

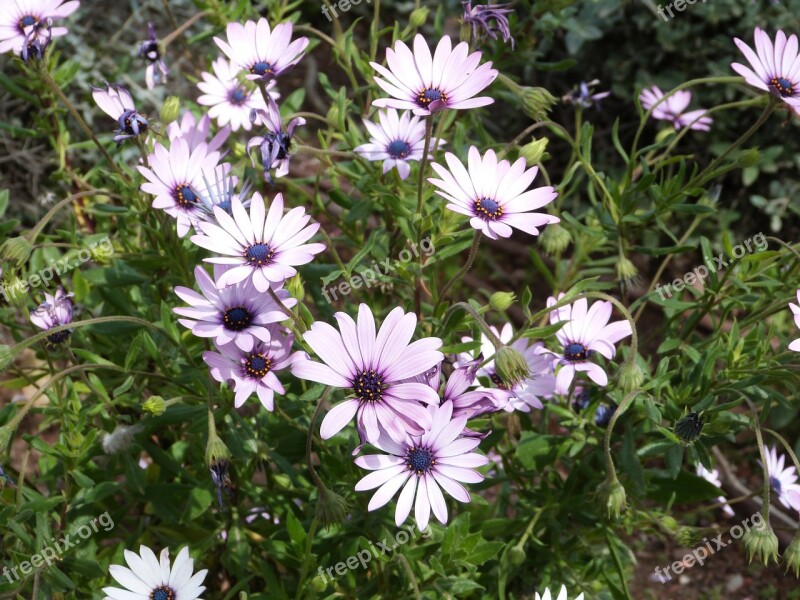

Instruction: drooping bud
[743,519,779,565]
[316,484,349,530]
[519,138,549,166]
[518,87,557,122]
[1,237,33,266]
[494,346,530,386]
[538,222,572,255]
[783,530,800,576]
[618,362,644,393]
[597,474,627,518]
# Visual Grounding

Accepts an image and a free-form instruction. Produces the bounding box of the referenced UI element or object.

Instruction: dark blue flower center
[250,61,274,77]
[353,369,386,403]
[119,110,148,136]
[407,447,435,474]
[19,15,38,29]
[174,184,198,208]
[387,139,412,159]
[770,76,796,97]
[151,587,175,600]
[564,343,588,361]
[474,197,503,221]
[217,199,232,213]
[223,306,253,331]
[46,330,70,345]
[244,352,272,378]
[417,87,447,108]
[595,403,615,427]
[244,243,274,267]
[230,87,248,105]
[770,475,782,495]
[141,41,160,61]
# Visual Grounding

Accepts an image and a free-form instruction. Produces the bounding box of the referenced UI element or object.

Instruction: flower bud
[0,344,14,372]
[743,521,779,565]
[160,96,180,124]
[616,256,640,293]
[494,346,530,386]
[659,515,679,533]
[538,223,571,255]
[316,484,349,530]
[519,138,549,166]
[783,530,800,576]
[0,424,12,454]
[1,236,32,266]
[489,291,515,312]
[206,435,231,467]
[508,545,526,566]
[286,274,305,300]
[142,395,166,416]
[618,362,644,393]
[597,475,626,518]
[518,87,557,122]
[675,526,712,547]
[409,7,429,28]
[675,411,704,444]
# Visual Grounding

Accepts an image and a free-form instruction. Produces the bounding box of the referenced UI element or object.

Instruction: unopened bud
[743,521,779,565]
[409,7,429,28]
[519,138,549,166]
[618,362,644,393]
[160,97,180,124]
[538,223,571,255]
[783,530,800,576]
[518,87,557,122]
[597,475,626,518]
[489,291,515,312]
[0,344,14,372]
[1,237,32,266]
[494,346,530,386]
[508,545,526,566]
[142,395,166,416]
[316,484,349,530]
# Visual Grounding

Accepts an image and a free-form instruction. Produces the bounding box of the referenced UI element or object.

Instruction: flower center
[244,243,275,267]
[119,110,148,135]
[416,87,447,108]
[353,369,386,403]
[407,447,435,474]
[19,15,38,30]
[770,76,796,97]
[223,306,253,331]
[46,330,70,345]
[770,475,782,495]
[174,184,198,208]
[250,61,274,77]
[564,342,588,361]
[474,197,503,221]
[229,87,248,105]
[387,139,411,159]
[143,41,160,61]
[150,587,175,600]
[217,199,232,213]
[244,352,272,378]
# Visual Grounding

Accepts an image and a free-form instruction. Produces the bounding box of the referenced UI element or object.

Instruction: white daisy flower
[103,546,207,600]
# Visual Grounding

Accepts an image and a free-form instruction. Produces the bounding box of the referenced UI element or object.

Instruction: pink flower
[732,27,800,113]
[0,0,79,60]
[639,86,712,131]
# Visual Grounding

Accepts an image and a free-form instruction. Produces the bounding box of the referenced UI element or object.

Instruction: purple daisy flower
[91,83,149,144]
[173,265,295,351]
[167,111,229,154]
[789,289,800,351]
[213,18,309,82]
[354,108,446,180]
[30,286,74,344]
[291,304,444,444]
[765,445,800,513]
[564,79,611,110]
[732,28,800,113]
[138,22,168,89]
[547,293,632,394]
[191,193,325,292]
[639,86,712,131]
[370,34,498,116]
[354,400,488,529]
[429,146,559,240]
[0,0,79,60]
[247,97,305,184]
[204,324,299,410]
[462,1,515,49]
[137,137,224,237]
[197,57,277,132]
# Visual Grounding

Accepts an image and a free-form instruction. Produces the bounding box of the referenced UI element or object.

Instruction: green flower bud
[206,435,231,467]
[494,346,530,386]
[311,574,328,592]
[1,236,32,266]
[142,395,166,416]
[286,274,305,300]
[0,344,14,373]
[675,526,714,547]
[783,530,800,576]
[518,87,557,122]
[659,515,680,533]
[538,223,571,255]
[316,484,349,530]
[597,475,627,518]
[489,291,515,312]
[618,362,644,393]
[519,138,549,166]
[409,7,429,28]
[459,21,472,45]
[743,520,779,565]
[508,545,526,566]
[160,96,180,125]
[616,256,640,293]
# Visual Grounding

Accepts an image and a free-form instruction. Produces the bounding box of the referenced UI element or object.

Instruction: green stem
[267,286,307,334]
[415,115,435,319]
[437,232,482,305]
[295,517,319,600]
[443,302,503,349]
[749,400,771,522]
[160,10,207,48]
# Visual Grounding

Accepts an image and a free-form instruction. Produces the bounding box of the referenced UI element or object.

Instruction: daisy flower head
[354,108,446,180]
[213,18,309,82]
[639,86,712,131]
[354,400,488,529]
[788,289,800,351]
[191,192,325,292]
[462,1,515,49]
[195,168,251,218]
[438,357,509,421]
[0,0,79,61]
[547,293,632,395]
[429,146,559,240]
[92,83,148,144]
[732,28,800,112]
[535,586,584,600]
[138,22,168,89]
[30,286,74,344]
[197,57,277,132]
[371,34,498,116]
[167,111,229,154]
[204,324,299,410]
[173,265,296,351]
[137,137,223,237]
[696,464,735,517]
[765,445,800,513]
[291,304,444,444]
[564,79,611,110]
[102,545,207,600]
[247,97,305,183]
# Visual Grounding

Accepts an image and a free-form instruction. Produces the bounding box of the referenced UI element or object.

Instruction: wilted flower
[102,546,207,600]
[639,86,712,131]
[138,22,168,89]
[292,304,444,444]
[214,18,309,82]
[675,411,705,443]
[247,97,305,183]
[30,287,74,345]
[0,0,79,61]
[371,34,498,116]
[209,458,236,508]
[355,108,445,180]
[354,400,489,529]
[563,79,611,109]
[462,1,515,49]
[429,146,559,240]
[92,83,149,144]
[732,28,800,113]
[198,57,277,132]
